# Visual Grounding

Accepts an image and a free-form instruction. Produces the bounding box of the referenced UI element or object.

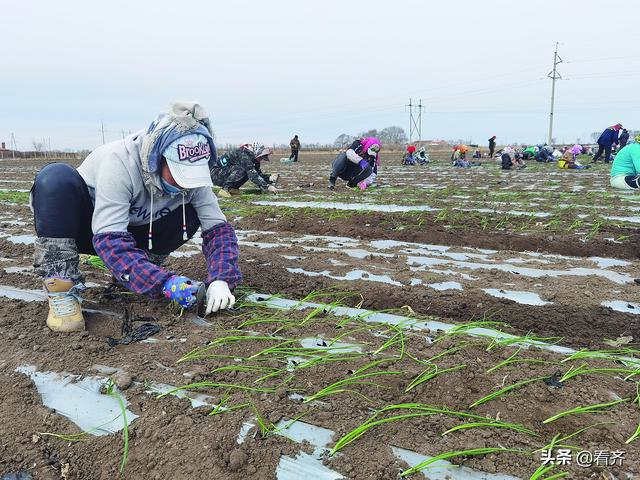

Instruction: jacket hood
[360,137,381,153]
[136,102,217,190]
[361,137,382,166]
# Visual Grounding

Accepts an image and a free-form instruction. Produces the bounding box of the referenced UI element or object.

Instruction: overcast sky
[2,0,639,150]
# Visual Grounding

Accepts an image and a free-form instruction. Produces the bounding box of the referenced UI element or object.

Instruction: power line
[424,79,544,105]
[566,69,640,80]
[568,54,640,64]
[211,63,552,131]
[548,42,562,145]
[426,104,640,114]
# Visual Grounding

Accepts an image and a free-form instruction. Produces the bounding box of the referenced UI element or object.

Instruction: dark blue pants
[329,153,372,187]
[32,163,200,255]
[535,151,553,163]
[593,144,612,163]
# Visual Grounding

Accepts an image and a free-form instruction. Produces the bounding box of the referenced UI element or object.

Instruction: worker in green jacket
[522,146,538,160]
[610,142,640,190]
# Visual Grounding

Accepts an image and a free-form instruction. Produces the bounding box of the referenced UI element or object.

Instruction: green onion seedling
[543,398,629,424]
[469,375,549,409]
[399,447,524,477]
[105,379,129,473]
[405,364,466,393]
[303,371,402,403]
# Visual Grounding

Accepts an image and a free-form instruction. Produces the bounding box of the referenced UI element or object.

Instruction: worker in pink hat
[329,137,381,190]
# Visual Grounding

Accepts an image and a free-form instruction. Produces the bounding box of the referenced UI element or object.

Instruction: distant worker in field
[558,144,591,170]
[610,141,640,190]
[472,149,482,159]
[453,158,482,168]
[513,146,524,161]
[329,137,381,190]
[501,146,526,170]
[535,145,555,163]
[211,144,279,197]
[289,135,301,162]
[619,128,630,150]
[522,145,538,160]
[592,123,623,164]
[451,144,469,163]
[416,146,431,164]
[452,145,481,167]
[30,102,241,332]
[488,135,497,157]
[402,145,417,165]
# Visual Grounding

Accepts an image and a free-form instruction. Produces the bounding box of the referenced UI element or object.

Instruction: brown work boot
[43,278,85,332]
[217,189,232,198]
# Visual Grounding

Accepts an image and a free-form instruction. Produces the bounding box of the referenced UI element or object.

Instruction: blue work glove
[162,275,200,309]
[358,159,369,169]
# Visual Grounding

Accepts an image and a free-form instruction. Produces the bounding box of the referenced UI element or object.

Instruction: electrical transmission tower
[547,42,562,145]
[407,98,424,143]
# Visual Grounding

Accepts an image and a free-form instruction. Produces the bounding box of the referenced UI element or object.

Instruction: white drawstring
[181,192,188,241]
[148,190,154,250]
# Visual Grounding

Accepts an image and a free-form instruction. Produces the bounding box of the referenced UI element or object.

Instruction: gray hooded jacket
[75,102,241,298]
[77,102,225,237]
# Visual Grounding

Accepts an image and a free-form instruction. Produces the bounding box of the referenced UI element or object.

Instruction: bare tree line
[334,126,408,148]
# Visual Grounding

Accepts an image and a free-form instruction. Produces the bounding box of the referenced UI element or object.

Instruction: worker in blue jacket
[592,123,622,164]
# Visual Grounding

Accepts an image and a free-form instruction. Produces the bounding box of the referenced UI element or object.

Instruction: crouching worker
[522,145,538,160]
[31,102,241,332]
[417,146,431,164]
[451,145,469,164]
[402,145,417,165]
[501,147,526,170]
[610,143,640,190]
[558,145,591,170]
[452,145,482,167]
[211,144,279,197]
[329,137,381,190]
[535,145,554,163]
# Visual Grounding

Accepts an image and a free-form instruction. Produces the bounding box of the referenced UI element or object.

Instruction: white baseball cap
[162,133,213,189]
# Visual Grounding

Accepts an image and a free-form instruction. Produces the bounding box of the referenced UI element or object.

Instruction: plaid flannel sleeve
[202,222,242,289]
[93,231,173,298]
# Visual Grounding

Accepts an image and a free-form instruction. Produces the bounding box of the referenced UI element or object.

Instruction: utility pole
[418,99,423,143]
[10,133,17,159]
[547,42,562,146]
[121,129,126,140]
[101,120,106,144]
[406,98,425,143]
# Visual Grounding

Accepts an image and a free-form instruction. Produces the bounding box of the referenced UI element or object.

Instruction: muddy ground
[1,152,639,479]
